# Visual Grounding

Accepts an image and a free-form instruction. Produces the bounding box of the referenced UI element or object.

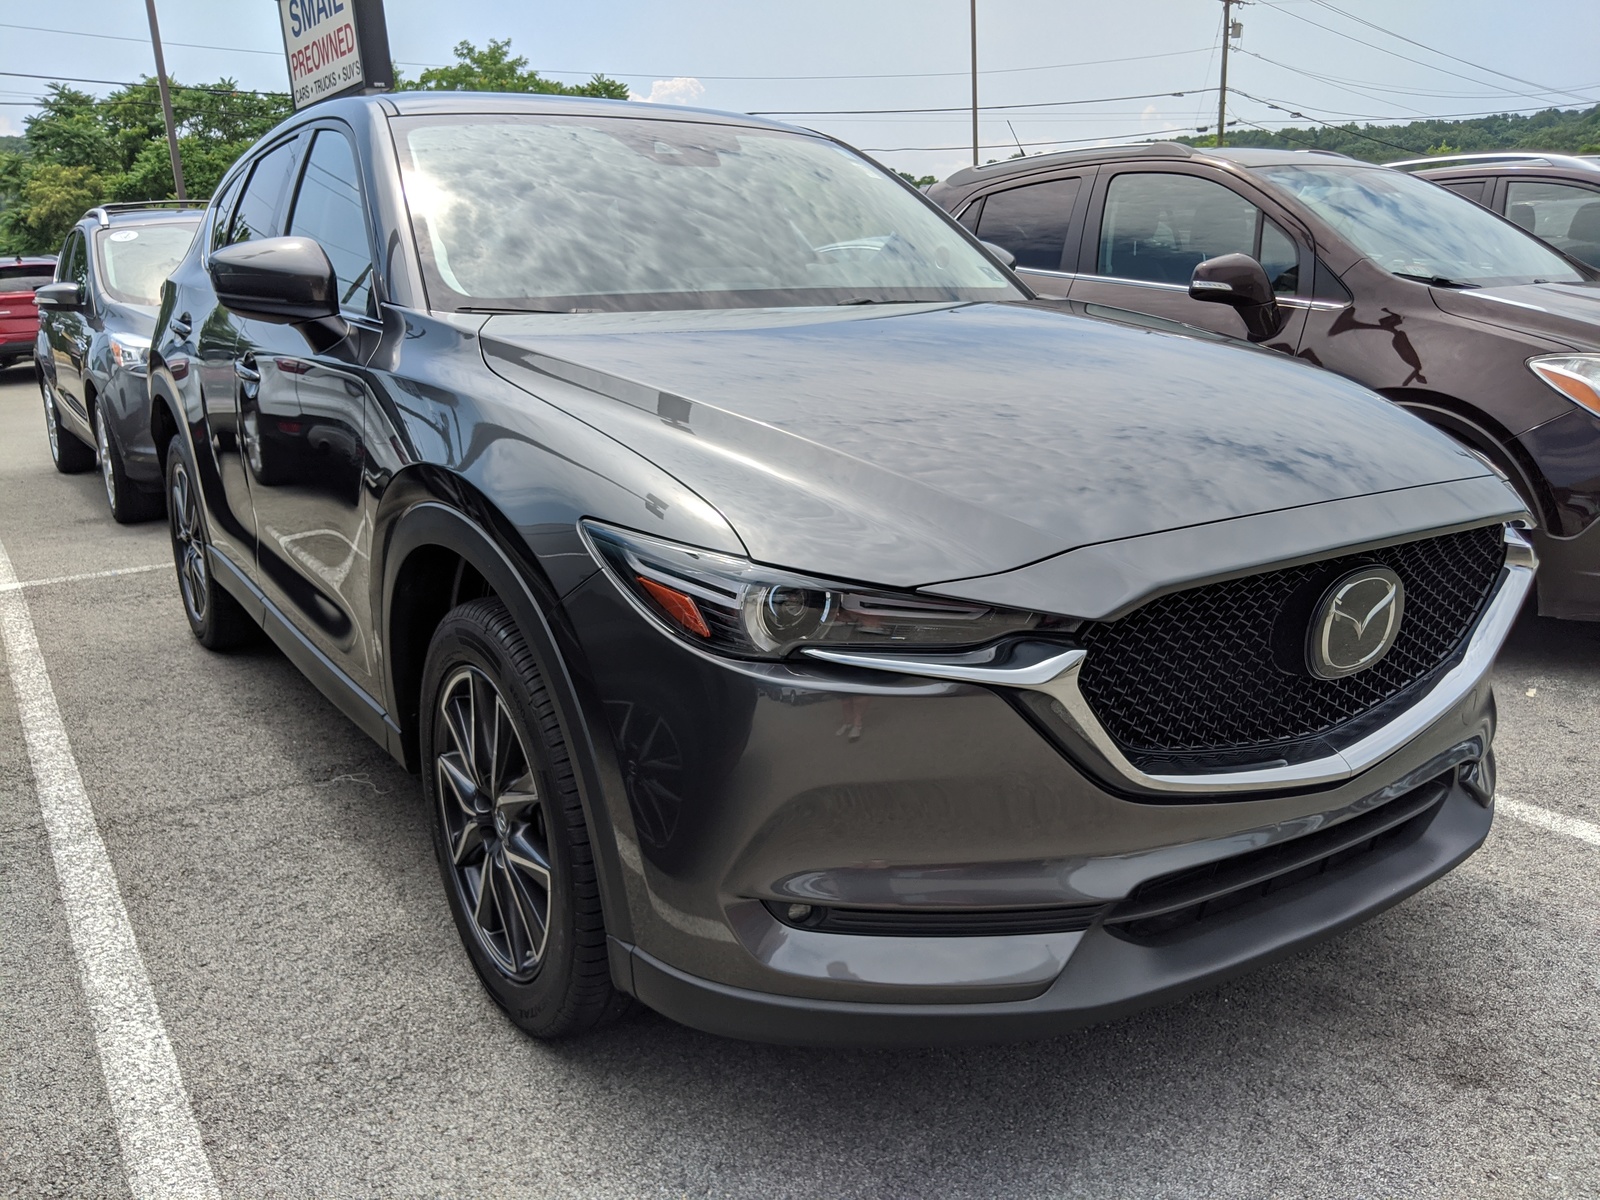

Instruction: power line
[1257,0,1599,106]
[752,88,1216,116]
[1241,49,1600,103]
[1301,0,1599,105]
[0,69,286,99]
[1231,89,1428,154]
[859,125,1207,153]
[0,25,1218,83]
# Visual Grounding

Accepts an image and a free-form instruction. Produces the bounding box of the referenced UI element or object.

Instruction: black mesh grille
[1076,525,1505,760]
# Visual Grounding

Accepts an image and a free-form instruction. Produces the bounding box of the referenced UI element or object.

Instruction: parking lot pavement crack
[0,535,220,1200]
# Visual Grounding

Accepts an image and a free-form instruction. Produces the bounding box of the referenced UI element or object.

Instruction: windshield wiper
[1394,272,1479,289]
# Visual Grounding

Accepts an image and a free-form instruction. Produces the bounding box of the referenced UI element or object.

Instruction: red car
[0,255,57,372]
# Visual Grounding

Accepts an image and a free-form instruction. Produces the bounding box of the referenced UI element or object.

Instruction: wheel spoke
[440,694,475,782]
[450,819,487,866]
[502,832,553,896]
[436,753,479,819]
[500,856,548,964]
[470,861,495,931]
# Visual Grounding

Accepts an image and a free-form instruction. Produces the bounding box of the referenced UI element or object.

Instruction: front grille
[1076,525,1504,763]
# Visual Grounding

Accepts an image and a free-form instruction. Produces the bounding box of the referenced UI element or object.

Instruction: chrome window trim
[805,526,1534,795]
[1073,273,1345,309]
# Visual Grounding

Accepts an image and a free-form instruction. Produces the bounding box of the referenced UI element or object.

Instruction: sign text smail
[281,0,364,107]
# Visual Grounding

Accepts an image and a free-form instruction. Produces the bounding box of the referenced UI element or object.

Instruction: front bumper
[620,779,1490,1047]
[560,533,1521,1045]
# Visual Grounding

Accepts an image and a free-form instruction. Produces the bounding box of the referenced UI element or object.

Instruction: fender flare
[381,499,636,947]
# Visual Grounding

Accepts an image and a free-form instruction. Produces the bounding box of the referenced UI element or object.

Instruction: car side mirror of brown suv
[1189,253,1282,343]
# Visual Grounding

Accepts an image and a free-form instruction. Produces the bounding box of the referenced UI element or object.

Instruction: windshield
[95,222,199,305]
[394,114,1018,312]
[1253,163,1586,286]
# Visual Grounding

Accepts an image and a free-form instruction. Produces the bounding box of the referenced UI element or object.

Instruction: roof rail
[1387,151,1600,173]
[85,199,207,227]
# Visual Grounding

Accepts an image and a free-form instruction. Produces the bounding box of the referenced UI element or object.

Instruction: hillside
[1176,104,1600,163]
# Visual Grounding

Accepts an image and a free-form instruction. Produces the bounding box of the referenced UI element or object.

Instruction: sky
[2,0,1598,179]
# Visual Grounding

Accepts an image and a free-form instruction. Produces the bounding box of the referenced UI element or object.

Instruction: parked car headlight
[108,333,151,376]
[1529,354,1600,417]
[581,520,1066,659]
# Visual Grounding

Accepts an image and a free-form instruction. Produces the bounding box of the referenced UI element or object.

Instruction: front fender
[378,487,637,947]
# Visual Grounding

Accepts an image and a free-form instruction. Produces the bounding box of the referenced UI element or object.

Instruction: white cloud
[0,114,21,137]
[631,77,706,106]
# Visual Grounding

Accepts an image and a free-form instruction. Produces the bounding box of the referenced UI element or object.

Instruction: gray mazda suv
[148,93,1529,1044]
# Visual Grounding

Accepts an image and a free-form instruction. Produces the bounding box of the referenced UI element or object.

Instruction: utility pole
[144,0,186,201]
[970,0,979,166]
[1216,0,1244,149]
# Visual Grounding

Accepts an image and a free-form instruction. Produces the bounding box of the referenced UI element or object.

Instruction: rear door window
[974,178,1081,270]
[1439,178,1486,204]
[1506,179,1600,268]
[1098,172,1300,293]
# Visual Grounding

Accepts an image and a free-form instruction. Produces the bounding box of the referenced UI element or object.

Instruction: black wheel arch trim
[378,490,636,948]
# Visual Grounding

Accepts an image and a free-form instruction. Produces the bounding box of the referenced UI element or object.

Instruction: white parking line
[0,537,219,1199]
[1498,795,1600,848]
[0,563,168,594]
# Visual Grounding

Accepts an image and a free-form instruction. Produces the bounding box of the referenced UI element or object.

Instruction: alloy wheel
[436,665,553,982]
[96,409,116,511]
[42,383,59,462]
[169,459,208,624]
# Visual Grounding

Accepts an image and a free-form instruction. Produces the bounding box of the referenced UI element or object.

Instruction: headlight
[581,520,1066,659]
[1529,354,1600,417]
[108,333,152,376]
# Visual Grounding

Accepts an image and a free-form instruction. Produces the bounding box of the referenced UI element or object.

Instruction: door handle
[233,360,261,384]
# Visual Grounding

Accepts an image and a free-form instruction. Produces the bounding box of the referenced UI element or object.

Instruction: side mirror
[209,236,343,323]
[34,281,84,311]
[980,240,1017,269]
[1189,253,1282,343]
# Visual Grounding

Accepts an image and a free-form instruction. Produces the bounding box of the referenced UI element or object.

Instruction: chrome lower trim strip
[806,526,1534,796]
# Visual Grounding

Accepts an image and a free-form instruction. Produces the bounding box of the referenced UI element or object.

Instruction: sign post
[278,0,394,110]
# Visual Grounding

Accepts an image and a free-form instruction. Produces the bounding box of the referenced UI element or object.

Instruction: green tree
[895,171,937,188]
[0,79,291,254]
[407,39,628,99]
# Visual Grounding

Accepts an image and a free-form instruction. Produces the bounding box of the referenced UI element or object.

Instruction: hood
[1431,280,1600,349]
[481,302,1490,587]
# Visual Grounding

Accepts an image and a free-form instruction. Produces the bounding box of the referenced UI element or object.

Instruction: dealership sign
[278,0,394,110]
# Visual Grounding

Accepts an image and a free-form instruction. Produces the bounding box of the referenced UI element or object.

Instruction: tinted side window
[955,199,982,233]
[1440,179,1485,204]
[975,178,1080,270]
[1100,172,1299,293]
[1506,179,1600,268]
[287,130,375,316]
[209,170,247,253]
[1258,219,1300,295]
[223,138,300,246]
[64,231,89,288]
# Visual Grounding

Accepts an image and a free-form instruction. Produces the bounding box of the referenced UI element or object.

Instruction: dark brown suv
[1391,152,1600,270]
[930,144,1600,620]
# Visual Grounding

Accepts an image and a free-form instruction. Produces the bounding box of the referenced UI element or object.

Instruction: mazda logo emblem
[1307,566,1405,680]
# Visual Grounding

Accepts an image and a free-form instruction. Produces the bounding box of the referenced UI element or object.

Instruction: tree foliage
[1175,104,1600,162]
[403,39,628,100]
[0,80,291,254]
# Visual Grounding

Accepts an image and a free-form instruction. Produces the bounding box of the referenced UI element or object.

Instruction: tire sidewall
[420,611,583,1032]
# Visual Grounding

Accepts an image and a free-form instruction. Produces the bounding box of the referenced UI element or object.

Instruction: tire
[95,403,163,523]
[165,435,256,650]
[421,598,629,1039]
[40,372,95,474]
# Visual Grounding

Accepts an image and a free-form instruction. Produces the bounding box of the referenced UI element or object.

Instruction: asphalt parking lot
[0,363,1597,1200]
